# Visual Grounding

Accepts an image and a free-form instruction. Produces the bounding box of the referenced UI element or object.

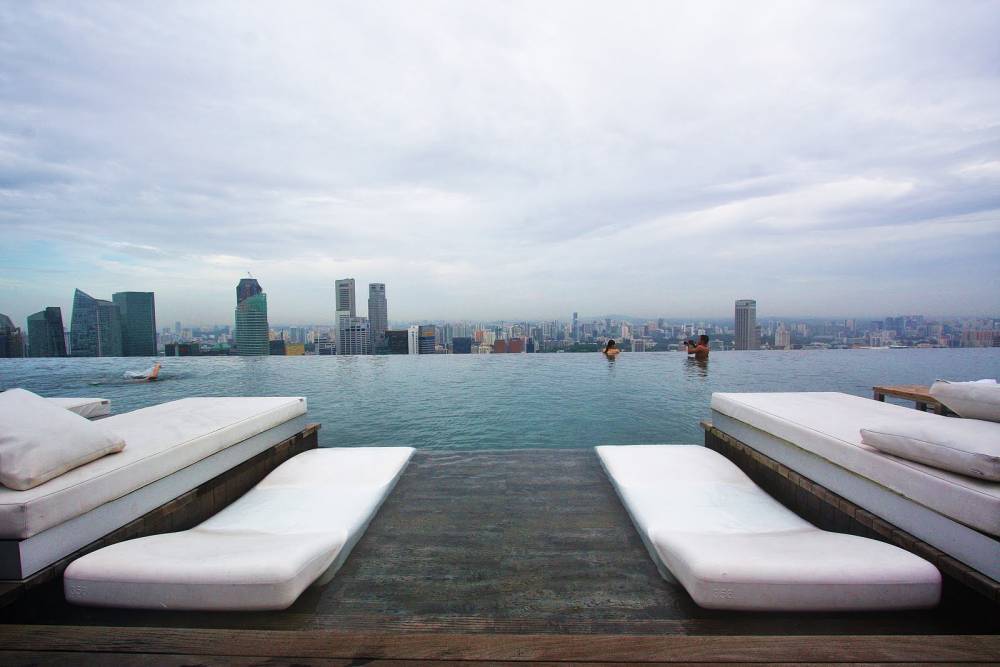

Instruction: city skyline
[1,3,998,324]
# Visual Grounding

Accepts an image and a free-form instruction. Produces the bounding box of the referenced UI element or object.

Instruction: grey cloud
[0,0,998,324]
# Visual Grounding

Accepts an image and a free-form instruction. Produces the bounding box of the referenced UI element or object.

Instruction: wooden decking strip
[1,626,999,662]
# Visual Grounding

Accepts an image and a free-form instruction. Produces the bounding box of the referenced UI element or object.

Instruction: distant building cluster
[1,290,997,359]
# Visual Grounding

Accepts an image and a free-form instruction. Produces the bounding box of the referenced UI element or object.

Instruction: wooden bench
[872,384,952,415]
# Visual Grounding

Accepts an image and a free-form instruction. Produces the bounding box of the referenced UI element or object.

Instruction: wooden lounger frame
[701,421,1000,605]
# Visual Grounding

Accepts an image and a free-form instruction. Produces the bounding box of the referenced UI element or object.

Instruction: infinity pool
[2,349,997,448]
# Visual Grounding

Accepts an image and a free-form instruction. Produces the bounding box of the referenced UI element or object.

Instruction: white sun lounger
[47,397,111,419]
[596,444,941,611]
[0,397,307,579]
[710,392,1000,582]
[64,446,414,611]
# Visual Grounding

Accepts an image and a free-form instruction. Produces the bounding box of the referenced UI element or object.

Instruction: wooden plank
[5,654,977,667]
[0,626,998,662]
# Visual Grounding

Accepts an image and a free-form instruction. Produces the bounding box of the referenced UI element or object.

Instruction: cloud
[0,0,998,325]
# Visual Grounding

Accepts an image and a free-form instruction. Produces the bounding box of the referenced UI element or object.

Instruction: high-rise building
[234,279,269,356]
[236,279,262,304]
[418,325,436,354]
[407,325,420,354]
[775,323,791,350]
[339,317,371,355]
[70,289,123,357]
[735,299,758,350]
[452,336,473,354]
[386,329,409,354]
[493,339,508,353]
[0,314,25,358]
[335,278,356,350]
[27,307,67,357]
[368,283,387,349]
[112,292,157,356]
[572,312,579,341]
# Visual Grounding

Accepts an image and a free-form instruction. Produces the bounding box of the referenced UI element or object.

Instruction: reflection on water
[1,349,997,449]
[683,356,709,378]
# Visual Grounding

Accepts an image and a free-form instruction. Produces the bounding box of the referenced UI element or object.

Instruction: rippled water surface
[2,349,997,448]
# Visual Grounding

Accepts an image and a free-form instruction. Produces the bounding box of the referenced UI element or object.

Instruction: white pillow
[930,380,1000,422]
[0,389,126,491]
[861,418,1000,481]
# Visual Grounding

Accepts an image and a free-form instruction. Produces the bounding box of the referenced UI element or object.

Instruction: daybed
[0,396,309,581]
[709,392,1000,590]
[48,397,111,419]
[597,444,941,611]
[65,446,414,610]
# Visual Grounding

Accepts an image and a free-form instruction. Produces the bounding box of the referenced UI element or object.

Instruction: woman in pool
[604,339,621,357]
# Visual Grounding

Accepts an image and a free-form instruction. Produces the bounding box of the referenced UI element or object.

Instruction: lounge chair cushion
[597,444,941,611]
[862,418,1000,481]
[930,380,1000,422]
[711,392,1000,536]
[0,389,125,491]
[47,397,111,419]
[0,396,306,539]
[64,447,414,610]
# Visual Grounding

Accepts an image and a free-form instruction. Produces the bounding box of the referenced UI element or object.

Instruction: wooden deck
[1,449,998,664]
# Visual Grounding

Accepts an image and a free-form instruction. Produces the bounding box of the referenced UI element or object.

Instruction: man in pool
[683,334,710,361]
[604,339,621,357]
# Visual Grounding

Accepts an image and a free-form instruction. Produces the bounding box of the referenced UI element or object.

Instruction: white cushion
[64,447,414,610]
[597,445,941,611]
[862,418,1000,482]
[0,396,306,538]
[0,389,125,491]
[930,380,1000,422]
[711,392,1000,537]
[48,397,111,419]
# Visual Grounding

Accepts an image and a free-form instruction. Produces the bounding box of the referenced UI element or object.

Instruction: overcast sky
[1,1,998,326]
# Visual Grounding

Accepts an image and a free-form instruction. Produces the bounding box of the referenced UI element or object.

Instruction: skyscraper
[235,278,269,356]
[339,317,371,355]
[70,289,123,357]
[335,278,356,351]
[368,283,387,350]
[407,325,421,354]
[418,325,436,354]
[452,337,473,354]
[386,329,409,354]
[735,299,759,350]
[27,307,67,357]
[572,312,579,341]
[112,292,157,356]
[0,314,25,358]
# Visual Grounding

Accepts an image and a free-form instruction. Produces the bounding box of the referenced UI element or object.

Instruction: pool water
[2,349,997,449]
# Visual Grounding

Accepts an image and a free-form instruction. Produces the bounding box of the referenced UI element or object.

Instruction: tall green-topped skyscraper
[27,307,67,357]
[235,278,269,356]
[70,288,123,357]
[112,292,157,356]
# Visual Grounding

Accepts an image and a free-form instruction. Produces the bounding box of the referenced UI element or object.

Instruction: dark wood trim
[0,424,320,610]
[0,626,997,662]
[872,384,950,415]
[701,421,999,605]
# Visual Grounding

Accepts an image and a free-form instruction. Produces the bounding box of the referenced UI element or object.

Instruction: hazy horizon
[2,1,999,325]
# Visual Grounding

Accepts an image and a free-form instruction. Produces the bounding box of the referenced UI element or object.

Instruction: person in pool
[604,339,621,357]
[683,334,710,361]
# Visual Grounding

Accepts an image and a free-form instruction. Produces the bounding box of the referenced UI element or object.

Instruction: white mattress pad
[47,397,112,419]
[711,392,1000,536]
[0,397,306,539]
[597,444,941,611]
[64,446,414,610]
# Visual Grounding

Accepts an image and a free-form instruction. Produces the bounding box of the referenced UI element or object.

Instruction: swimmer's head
[605,339,616,350]
[699,334,709,345]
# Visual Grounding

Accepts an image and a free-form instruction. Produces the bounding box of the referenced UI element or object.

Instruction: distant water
[1,349,997,449]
